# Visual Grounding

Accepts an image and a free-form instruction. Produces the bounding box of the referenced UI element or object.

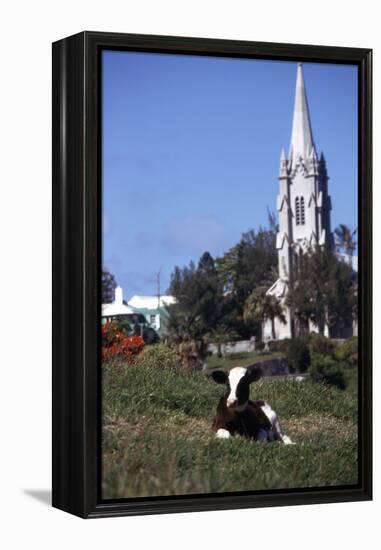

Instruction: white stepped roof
[102,285,135,317]
[102,302,135,317]
[128,295,176,309]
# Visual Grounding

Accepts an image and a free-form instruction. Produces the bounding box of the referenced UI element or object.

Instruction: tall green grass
[102,358,358,499]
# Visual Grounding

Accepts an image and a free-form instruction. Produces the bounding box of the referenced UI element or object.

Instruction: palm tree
[334,224,357,256]
[207,324,238,358]
[244,287,286,340]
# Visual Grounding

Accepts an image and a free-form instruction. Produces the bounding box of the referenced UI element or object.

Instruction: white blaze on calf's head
[211,365,263,410]
[227,367,247,407]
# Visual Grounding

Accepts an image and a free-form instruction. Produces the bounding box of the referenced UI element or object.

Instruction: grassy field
[205,350,285,371]
[102,357,358,499]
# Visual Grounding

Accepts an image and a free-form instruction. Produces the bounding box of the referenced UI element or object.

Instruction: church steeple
[264,62,333,340]
[289,63,316,161]
[276,63,332,279]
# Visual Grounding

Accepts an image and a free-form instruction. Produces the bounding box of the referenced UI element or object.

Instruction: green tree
[286,249,323,335]
[166,252,225,367]
[217,228,277,298]
[286,246,357,337]
[216,219,278,338]
[243,286,286,340]
[102,268,117,304]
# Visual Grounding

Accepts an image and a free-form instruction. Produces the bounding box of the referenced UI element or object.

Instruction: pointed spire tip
[289,62,315,160]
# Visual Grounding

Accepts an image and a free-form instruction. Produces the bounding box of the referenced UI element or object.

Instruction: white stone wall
[207,339,256,355]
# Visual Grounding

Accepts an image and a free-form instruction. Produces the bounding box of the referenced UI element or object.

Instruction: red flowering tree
[102,321,145,362]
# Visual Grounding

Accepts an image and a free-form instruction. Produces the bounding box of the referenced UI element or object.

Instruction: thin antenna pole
[156,268,161,308]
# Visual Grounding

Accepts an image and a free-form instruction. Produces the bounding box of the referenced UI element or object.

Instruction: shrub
[268,340,279,352]
[143,326,160,345]
[286,337,310,373]
[309,354,347,390]
[335,337,358,368]
[308,333,336,357]
[137,343,181,371]
[255,340,265,351]
[113,318,160,345]
[114,318,132,335]
[177,339,206,371]
[102,321,120,347]
[102,321,145,362]
[268,339,290,353]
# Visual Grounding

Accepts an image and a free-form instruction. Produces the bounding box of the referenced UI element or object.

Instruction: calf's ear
[246,366,263,384]
[211,370,228,384]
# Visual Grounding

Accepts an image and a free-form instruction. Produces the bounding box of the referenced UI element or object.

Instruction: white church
[263,63,344,341]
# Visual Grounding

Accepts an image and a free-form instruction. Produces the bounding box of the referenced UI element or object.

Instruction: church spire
[289,63,315,161]
[279,148,288,177]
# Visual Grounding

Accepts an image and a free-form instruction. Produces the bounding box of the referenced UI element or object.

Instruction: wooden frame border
[52,31,372,518]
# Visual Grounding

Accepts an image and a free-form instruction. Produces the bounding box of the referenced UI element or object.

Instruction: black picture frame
[52,31,372,519]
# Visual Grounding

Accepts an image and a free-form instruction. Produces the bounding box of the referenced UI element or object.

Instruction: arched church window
[295,196,305,226]
[295,197,301,225]
[300,196,305,225]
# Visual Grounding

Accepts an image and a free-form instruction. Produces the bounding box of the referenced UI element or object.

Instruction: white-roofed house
[127,295,176,338]
[102,285,136,319]
[102,286,155,341]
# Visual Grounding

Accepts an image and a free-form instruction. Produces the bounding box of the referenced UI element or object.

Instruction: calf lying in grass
[211,366,293,444]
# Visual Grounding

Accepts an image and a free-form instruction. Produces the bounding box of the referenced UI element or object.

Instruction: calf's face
[211,366,262,411]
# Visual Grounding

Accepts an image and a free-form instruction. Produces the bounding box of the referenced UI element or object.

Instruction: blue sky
[102,50,358,298]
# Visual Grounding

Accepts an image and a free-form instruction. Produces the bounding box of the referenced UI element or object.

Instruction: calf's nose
[227,398,237,408]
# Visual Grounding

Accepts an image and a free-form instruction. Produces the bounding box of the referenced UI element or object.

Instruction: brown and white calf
[211,366,293,444]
